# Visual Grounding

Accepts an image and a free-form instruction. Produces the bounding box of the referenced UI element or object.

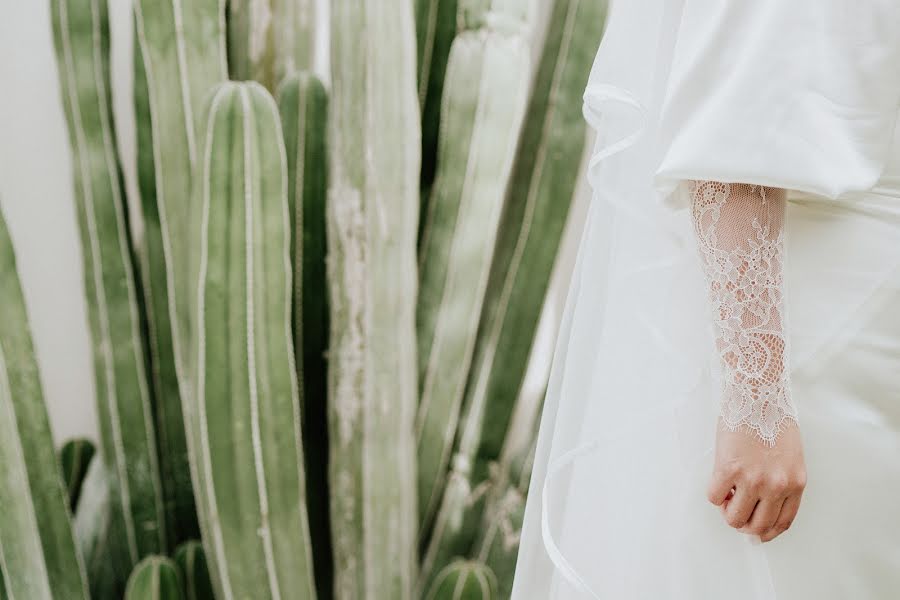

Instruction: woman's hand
[707,419,806,543]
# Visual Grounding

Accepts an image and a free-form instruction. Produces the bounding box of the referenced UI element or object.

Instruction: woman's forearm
[689,181,798,445]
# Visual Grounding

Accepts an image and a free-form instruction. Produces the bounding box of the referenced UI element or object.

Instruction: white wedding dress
[512,0,900,598]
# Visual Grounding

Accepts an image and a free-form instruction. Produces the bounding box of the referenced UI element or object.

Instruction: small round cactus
[425,560,499,600]
[174,541,215,600]
[124,556,183,600]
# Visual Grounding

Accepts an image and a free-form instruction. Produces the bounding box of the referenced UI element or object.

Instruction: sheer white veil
[511,0,782,596]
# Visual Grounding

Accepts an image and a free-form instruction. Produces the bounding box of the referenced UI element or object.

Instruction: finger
[707,471,736,506]
[776,494,802,531]
[722,486,758,529]
[759,494,802,542]
[739,496,786,536]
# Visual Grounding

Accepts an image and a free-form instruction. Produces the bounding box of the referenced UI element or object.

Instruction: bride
[512,0,900,598]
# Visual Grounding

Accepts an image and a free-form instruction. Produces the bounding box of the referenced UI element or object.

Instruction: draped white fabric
[512,0,900,597]
[655,0,900,204]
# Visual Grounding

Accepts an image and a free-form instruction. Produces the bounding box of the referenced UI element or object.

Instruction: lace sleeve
[690,181,798,446]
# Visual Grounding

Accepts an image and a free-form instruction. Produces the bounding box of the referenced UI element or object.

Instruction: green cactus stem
[133,37,199,548]
[133,0,228,559]
[124,556,184,600]
[59,438,96,512]
[424,560,499,600]
[228,0,317,92]
[473,487,526,599]
[421,0,606,581]
[327,0,421,600]
[415,13,531,542]
[174,541,215,600]
[472,386,542,597]
[188,81,316,600]
[460,0,606,526]
[415,0,459,198]
[0,206,89,600]
[277,71,332,598]
[51,0,166,564]
[327,2,422,598]
[132,0,227,391]
[73,458,134,598]
[459,0,529,31]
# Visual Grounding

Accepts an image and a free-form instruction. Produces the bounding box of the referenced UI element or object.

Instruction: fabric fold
[653,0,900,208]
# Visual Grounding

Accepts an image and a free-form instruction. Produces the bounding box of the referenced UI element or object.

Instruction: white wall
[0,0,587,446]
[0,0,126,443]
[0,0,331,444]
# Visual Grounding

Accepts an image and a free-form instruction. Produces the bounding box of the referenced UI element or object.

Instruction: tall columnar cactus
[421,0,605,581]
[416,1,532,541]
[459,0,606,525]
[229,0,317,91]
[415,0,459,198]
[124,556,184,600]
[133,42,199,547]
[133,0,228,551]
[51,0,166,564]
[424,560,499,600]
[132,0,227,393]
[60,438,96,512]
[0,207,89,600]
[174,541,215,600]
[328,1,422,598]
[188,81,317,600]
[277,71,332,597]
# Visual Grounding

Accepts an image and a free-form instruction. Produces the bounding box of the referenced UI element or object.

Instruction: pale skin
[709,420,806,542]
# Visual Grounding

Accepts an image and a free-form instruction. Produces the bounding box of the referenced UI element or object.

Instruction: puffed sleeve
[653,0,900,208]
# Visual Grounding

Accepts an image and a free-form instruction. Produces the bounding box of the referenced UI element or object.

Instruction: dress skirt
[765,190,900,598]
[512,184,900,599]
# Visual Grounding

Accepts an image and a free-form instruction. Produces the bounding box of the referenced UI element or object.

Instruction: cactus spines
[473,487,525,599]
[424,560,499,600]
[124,556,184,600]
[189,81,316,600]
[416,13,531,538]
[228,0,317,91]
[0,207,89,600]
[174,541,215,600]
[59,438,96,512]
[50,0,165,562]
[277,71,332,597]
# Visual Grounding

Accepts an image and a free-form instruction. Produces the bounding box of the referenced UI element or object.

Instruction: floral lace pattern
[690,181,798,445]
